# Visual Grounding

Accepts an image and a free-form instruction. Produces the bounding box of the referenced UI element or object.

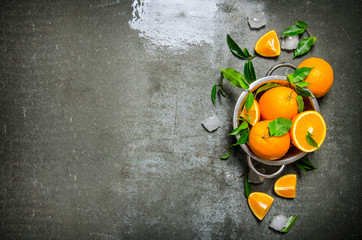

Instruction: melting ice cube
[224,171,234,186]
[269,215,288,232]
[248,168,265,184]
[281,35,299,50]
[202,115,220,132]
[248,12,266,29]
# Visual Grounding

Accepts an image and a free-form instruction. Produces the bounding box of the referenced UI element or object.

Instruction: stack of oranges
[240,57,332,161]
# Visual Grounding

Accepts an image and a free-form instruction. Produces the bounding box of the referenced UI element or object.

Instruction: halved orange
[290,110,327,152]
[248,192,274,220]
[255,30,281,57]
[240,99,260,125]
[274,174,297,198]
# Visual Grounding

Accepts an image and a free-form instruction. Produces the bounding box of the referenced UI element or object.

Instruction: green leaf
[307,131,316,136]
[282,25,305,36]
[303,165,313,170]
[242,48,252,58]
[295,87,313,97]
[227,34,248,59]
[211,84,217,105]
[295,157,317,172]
[306,133,319,148]
[282,215,299,233]
[218,88,227,97]
[246,114,251,123]
[287,74,295,84]
[295,20,307,29]
[268,117,292,137]
[287,67,313,83]
[296,81,310,88]
[231,129,249,146]
[244,60,256,84]
[255,82,281,97]
[243,176,251,198]
[295,162,306,173]
[229,121,249,135]
[218,68,249,90]
[245,92,255,111]
[296,95,304,113]
[300,157,317,169]
[312,36,317,44]
[294,37,314,58]
[220,150,230,160]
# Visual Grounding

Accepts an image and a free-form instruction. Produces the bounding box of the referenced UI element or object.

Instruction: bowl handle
[265,62,298,76]
[247,155,285,179]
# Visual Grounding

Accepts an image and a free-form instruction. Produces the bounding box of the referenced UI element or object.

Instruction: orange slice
[248,192,274,220]
[255,30,281,57]
[290,110,327,152]
[274,174,297,198]
[240,99,260,125]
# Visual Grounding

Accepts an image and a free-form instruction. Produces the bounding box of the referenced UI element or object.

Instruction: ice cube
[224,171,234,186]
[281,35,299,50]
[202,115,220,132]
[248,12,266,29]
[248,168,265,184]
[269,214,288,232]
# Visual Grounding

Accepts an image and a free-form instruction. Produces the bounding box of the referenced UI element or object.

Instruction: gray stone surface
[1,0,361,239]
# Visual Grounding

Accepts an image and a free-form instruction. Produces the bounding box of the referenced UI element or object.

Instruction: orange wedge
[290,110,327,152]
[248,192,274,220]
[255,30,281,57]
[274,174,297,198]
[240,99,260,125]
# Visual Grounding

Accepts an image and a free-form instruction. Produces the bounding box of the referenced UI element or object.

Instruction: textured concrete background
[1,0,361,239]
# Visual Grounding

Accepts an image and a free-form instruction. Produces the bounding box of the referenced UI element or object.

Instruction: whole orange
[298,57,333,98]
[248,120,291,160]
[259,86,298,120]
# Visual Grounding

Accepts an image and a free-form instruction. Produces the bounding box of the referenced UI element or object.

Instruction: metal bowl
[232,63,320,177]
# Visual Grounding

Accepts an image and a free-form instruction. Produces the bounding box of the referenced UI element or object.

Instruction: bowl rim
[232,75,320,166]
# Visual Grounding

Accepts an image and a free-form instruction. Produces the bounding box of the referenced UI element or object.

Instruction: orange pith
[274,174,297,198]
[255,30,281,57]
[240,99,260,126]
[298,57,334,98]
[248,192,274,221]
[290,110,327,152]
[259,86,298,120]
[248,120,290,160]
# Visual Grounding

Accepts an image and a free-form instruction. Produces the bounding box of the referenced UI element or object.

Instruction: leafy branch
[211,34,257,105]
[282,19,317,58]
[286,67,314,112]
[211,73,230,105]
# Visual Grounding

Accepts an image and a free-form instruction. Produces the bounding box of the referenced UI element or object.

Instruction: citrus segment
[290,110,327,152]
[248,120,290,160]
[255,30,281,57]
[298,57,333,98]
[248,192,274,221]
[259,86,298,120]
[240,99,260,126]
[274,174,297,198]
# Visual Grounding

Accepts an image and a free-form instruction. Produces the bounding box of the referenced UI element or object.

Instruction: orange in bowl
[290,110,327,152]
[248,120,291,160]
[259,86,299,120]
[240,99,260,126]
